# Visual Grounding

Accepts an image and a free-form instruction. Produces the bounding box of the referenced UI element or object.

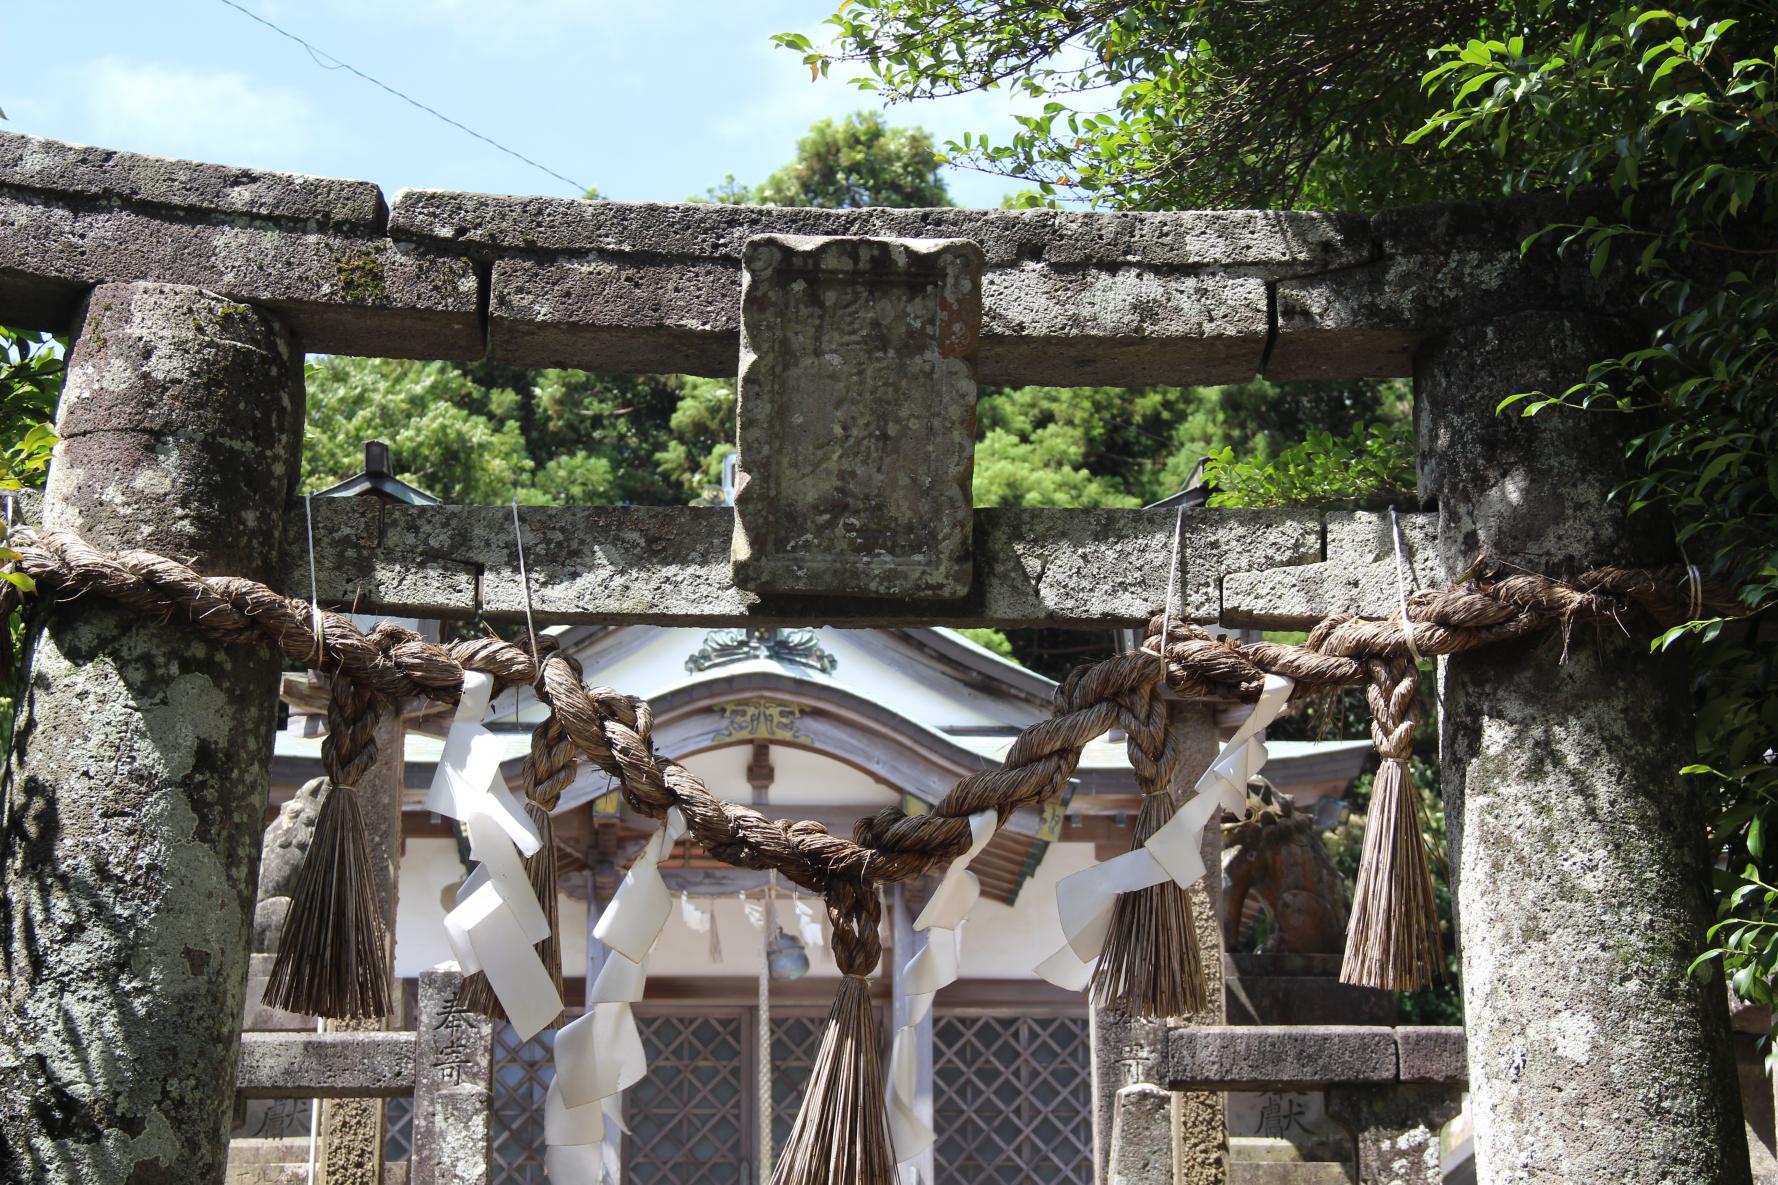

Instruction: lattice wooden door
[932,1014,1093,1185]
[492,1022,556,1184]
[626,1011,752,1185]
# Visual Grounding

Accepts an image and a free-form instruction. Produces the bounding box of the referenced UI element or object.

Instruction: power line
[214,0,587,194]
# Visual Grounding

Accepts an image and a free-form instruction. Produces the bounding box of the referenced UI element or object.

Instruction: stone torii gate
[0,129,1748,1185]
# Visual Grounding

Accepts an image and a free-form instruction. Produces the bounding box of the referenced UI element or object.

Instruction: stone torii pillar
[1416,311,1749,1184]
[0,282,304,1184]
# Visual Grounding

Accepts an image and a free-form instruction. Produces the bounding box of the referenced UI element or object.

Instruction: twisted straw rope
[0,526,1733,962]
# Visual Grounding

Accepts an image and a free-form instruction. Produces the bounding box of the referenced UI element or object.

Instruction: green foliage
[776,2,1552,210]
[0,327,60,495]
[698,111,951,208]
[0,325,59,745]
[973,379,1408,508]
[303,359,542,503]
[301,358,735,506]
[954,627,1019,662]
[1203,421,1416,510]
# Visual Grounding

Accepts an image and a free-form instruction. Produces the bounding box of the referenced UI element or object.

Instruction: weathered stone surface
[1419,311,1750,1185]
[253,779,329,955]
[0,129,386,228]
[1270,195,1638,381]
[278,502,1322,628]
[1324,1084,1463,1185]
[1165,1027,1398,1091]
[1394,1027,1467,1085]
[0,283,302,1185]
[978,507,1319,628]
[1222,511,1439,627]
[1107,1084,1183,1185]
[731,234,982,598]
[1225,1164,1353,1185]
[410,969,493,1185]
[242,953,316,1032]
[487,255,1271,385]
[390,190,1368,271]
[235,1033,416,1099]
[980,267,1268,386]
[433,190,1337,385]
[0,191,481,357]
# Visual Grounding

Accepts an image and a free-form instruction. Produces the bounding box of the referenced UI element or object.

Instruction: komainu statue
[251,776,329,953]
[1222,780,1350,954]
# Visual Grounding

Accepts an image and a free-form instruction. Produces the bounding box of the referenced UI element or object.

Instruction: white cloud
[78,56,319,167]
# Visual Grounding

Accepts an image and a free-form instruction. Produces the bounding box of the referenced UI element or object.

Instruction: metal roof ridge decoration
[685,626,838,675]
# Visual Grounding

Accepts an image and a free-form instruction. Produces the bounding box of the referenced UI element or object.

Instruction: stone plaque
[731,234,984,598]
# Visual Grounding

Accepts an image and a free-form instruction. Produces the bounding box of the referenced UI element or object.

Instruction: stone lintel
[0,131,1650,383]
[388,189,1372,272]
[1395,1025,1469,1084]
[487,254,1272,386]
[235,1031,416,1099]
[731,234,983,599]
[1222,510,1440,627]
[1165,1025,1400,1090]
[418,192,1336,385]
[275,502,1323,628]
[0,191,481,356]
[1,128,387,229]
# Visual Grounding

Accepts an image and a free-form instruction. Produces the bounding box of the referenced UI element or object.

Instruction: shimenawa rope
[0,525,1736,1183]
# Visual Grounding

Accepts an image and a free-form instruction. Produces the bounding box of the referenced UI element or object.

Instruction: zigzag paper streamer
[887,809,997,1180]
[433,669,558,1040]
[1036,673,1295,990]
[546,807,687,1182]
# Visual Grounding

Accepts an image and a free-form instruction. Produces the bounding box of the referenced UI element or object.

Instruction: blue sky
[2,0,1043,207]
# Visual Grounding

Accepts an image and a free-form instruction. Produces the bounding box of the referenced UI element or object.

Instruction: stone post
[0,282,303,1184]
[320,700,405,1185]
[410,968,494,1185]
[1416,310,1749,1184]
[1094,700,1224,1184]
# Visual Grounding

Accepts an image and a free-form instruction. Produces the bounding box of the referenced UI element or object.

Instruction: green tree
[973,379,1409,508]
[0,326,61,743]
[0,328,59,495]
[301,359,737,506]
[302,359,542,503]
[775,2,1566,210]
[703,111,951,207]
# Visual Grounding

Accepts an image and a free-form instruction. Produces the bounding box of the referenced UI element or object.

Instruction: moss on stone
[332,248,388,305]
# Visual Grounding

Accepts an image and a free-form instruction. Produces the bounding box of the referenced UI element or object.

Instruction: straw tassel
[1092,786,1207,1018]
[263,674,391,1019]
[772,879,893,1185]
[1091,679,1205,1019]
[1340,656,1443,991]
[462,800,564,1021]
[261,776,391,1018]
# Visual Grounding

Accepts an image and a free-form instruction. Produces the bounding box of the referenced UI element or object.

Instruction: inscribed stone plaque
[730,234,983,598]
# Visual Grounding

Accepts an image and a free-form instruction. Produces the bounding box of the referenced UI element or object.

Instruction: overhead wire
[213,0,587,195]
